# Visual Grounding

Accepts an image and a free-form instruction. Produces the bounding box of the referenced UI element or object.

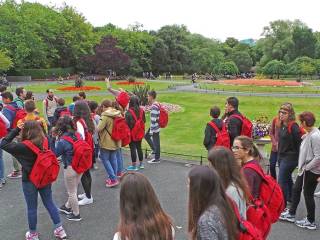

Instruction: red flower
[57,86,102,91]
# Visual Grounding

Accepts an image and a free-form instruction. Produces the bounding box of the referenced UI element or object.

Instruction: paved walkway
[0,151,319,240]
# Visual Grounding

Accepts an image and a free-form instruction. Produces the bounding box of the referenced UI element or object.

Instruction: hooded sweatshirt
[97,108,122,150]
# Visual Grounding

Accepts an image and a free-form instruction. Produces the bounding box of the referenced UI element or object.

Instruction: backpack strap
[61,135,75,144]
[230,114,243,122]
[78,118,88,131]
[243,162,265,179]
[208,121,221,133]
[22,139,48,154]
[129,109,138,122]
[5,104,16,112]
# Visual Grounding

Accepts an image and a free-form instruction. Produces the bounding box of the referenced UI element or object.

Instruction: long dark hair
[21,120,46,149]
[129,95,141,118]
[118,172,173,240]
[54,116,76,136]
[73,100,94,133]
[208,147,250,202]
[188,166,238,240]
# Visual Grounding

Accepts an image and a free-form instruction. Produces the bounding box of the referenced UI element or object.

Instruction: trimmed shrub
[13,67,74,79]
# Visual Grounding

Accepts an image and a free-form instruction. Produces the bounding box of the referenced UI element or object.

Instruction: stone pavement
[0,151,319,240]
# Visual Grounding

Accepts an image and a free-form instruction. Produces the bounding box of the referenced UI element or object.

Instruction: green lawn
[198,82,320,93]
[35,92,320,160]
[25,79,183,94]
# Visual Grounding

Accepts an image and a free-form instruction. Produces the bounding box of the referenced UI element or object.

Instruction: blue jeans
[0,148,4,181]
[100,149,117,181]
[278,159,297,206]
[22,181,61,233]
[116,148,123,174]
[269,151,278,180]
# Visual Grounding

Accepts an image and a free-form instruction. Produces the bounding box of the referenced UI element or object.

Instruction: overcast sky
[24,0,319,41]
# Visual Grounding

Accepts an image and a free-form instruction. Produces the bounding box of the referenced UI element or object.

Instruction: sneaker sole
[78,201,93,206]
[54,235,68,239]
[59,209,72,215]
[279,217,295,223]
[7,176,22,179]
[66,217,82,222]
[295,223,317,230]
[106,183,119,188]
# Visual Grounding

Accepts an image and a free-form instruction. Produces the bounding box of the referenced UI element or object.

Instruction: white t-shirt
[76,121,85,140]
[113,226,175,240]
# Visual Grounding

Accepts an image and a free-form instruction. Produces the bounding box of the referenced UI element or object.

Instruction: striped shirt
[150,102,160,134]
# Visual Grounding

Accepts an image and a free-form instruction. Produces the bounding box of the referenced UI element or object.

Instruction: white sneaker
[78,196,93,206]
[54,226,67,239]
[78,193,86,200]
[314,191,320,197]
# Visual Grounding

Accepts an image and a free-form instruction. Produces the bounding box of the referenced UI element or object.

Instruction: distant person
[25,91,35,101]
[114,172,174,240]
[145,90,161,163]
[269,112,281,180]
[53,98,70,126]
[68,95,80,115]
[78,91,86,101]
[14,87,27,109]
[43,89,58,128]
[224,97,243,145]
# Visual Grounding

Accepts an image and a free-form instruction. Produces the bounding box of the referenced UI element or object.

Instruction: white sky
[23,0,320,41]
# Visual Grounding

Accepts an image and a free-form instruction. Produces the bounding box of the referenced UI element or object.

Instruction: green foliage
[217,61,239,75]
[127,76,136,83]
[14,67,74,78]
[230,51,253,72]
[262,60,286,79]
[287,56,316,80]
[132,84,151,106]
[0,49,13,71]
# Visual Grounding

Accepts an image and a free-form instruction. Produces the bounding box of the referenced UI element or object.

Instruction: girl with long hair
[208,146,250,219]
[232,136,263,199]
[0,120,67,240]
[277,103,302,208]
[97,99,122,187]
[125,95,146,171]
[188,166,238,240]
[54,116,83,221]
[114,172,174,240]
[73,100,95,206]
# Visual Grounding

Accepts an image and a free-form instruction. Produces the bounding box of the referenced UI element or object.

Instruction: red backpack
[109,116,131,147]
[229,198,263,240]
[128,108,145,141]
[61,134,93,174]
[208,122,230,148]
[23,138,60,189]
[156,103,169,128]
[243,163,285,223]
[0,118,8,138]
[5,105,27,128]
[231,114,253,138]
[288,121,305,137]
[59,109,72,118]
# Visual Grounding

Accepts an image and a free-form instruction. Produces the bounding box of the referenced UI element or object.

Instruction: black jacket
[278,122,302,162]
[226,110,243,145]
[0,128,38,182]
[203,119,223,150]
[125,107,146,130]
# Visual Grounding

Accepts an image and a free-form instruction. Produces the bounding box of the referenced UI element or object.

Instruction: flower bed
[57,86,102,91]
[142,102,182,113]
[252,115,271,139]
[115,81,145,85]
[220,79,303,87]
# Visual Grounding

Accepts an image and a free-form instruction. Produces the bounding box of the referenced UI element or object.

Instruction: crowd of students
[0,79,320,239]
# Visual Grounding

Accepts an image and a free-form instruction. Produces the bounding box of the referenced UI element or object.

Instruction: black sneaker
[59,205,72,215]
[66,213,82,222]
[147,158,161,164]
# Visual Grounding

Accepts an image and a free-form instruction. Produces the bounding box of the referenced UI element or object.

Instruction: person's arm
[203,124,216,150]
[0,111,10,129]
[305,135,320,171]
[105,77,120,96]
[97,116,108,132]
[42,99,49,123]
[0,128,24,159]
[228,117,242,145]
[291,124,302,152]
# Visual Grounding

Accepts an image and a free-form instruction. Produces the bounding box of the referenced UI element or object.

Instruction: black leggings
[289,171,320,222]
[81,170,92,199]
[129,141,143,163]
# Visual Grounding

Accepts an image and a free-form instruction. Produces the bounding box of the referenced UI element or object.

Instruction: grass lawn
[35,92,320,160]
[24,79,183,94]
[198,82,320,93]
